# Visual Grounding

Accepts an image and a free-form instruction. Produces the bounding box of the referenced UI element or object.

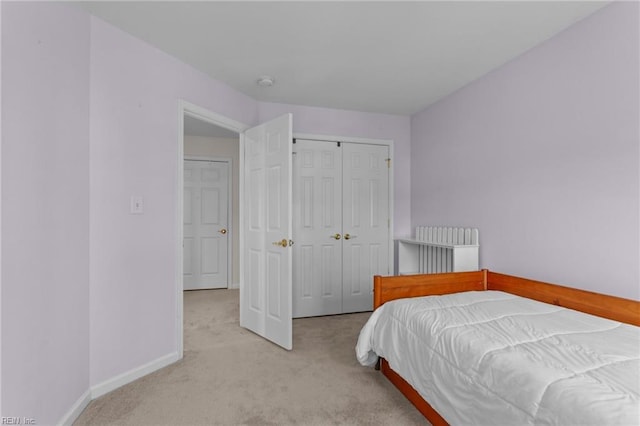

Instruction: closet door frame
[293,133,394,284]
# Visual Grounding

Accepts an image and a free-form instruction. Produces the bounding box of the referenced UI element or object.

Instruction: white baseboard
[228,282,239,289]
[58,389,91,426]
[55,352,180,425]
[91,352,179,399]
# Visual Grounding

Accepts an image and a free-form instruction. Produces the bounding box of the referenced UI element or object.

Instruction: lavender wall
[259,102,412,236]
[1,2,90,424]
[89,17,258,386]
[411,2,639,300]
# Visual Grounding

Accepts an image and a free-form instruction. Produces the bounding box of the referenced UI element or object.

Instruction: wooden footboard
[373,269,640,425]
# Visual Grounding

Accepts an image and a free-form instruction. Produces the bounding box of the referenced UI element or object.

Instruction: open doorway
[176,101,248,357]
[183,115,239,290]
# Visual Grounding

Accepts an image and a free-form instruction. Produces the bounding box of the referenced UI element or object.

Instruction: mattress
[356,290,640,425]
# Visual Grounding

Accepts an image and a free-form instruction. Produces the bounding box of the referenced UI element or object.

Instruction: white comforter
[356,291,640,425]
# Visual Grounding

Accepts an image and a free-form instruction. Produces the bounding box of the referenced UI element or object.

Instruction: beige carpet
[75,290,428,425]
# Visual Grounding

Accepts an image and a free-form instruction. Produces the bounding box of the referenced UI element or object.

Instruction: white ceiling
[78,1,608,116]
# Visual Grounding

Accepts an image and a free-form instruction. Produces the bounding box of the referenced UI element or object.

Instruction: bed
[356,270,640,425]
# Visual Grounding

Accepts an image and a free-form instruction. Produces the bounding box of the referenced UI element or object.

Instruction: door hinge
[337,141,341,147]
[385,158,391,168]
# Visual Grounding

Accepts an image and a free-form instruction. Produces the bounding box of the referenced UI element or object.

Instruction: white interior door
[240,114,293,350]
[183,159,229,290]
[292,140,343,318]
[342,143,390,312]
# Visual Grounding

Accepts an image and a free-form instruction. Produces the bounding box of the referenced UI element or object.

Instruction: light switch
[130,196,144,214]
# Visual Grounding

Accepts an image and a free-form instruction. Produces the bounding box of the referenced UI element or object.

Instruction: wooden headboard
[374,270,640,326]
[373,271,486,309]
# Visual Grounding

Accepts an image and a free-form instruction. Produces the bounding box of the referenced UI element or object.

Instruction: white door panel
[241,114,292,350]
[342,143,390,313]
[292,140,342,317]
[183,160,229,290]
[264,118,293,347]
[243,131,265,333]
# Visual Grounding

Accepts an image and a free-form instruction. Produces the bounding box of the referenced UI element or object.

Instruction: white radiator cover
[396,227,479,275]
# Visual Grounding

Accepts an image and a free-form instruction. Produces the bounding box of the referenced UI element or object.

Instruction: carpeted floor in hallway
[74,289,428,425]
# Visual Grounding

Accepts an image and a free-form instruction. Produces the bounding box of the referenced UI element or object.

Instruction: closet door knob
[344,233,357,240]
[330,233,341,240]
[219,228,227,235]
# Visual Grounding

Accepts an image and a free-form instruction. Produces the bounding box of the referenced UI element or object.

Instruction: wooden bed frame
[373,270,640,425]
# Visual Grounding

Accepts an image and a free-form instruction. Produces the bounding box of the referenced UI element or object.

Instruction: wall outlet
[130,196,144,214]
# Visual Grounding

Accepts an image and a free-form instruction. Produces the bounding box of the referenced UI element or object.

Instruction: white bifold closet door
[292,141,343,317]
[341,143,390,312]
[292,139,390,317]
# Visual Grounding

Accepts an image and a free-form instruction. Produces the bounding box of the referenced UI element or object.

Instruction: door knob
[344,233,356,240]
[219,228,227,235]
[330,233,341,240]
[272,239,289,248]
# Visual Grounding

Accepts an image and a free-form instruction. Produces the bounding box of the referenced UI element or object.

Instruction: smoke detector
[257,75,275,87]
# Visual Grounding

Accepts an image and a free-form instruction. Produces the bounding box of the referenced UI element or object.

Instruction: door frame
[177,100,248,358]
[293,133,395,277]
[183,156,233,290]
